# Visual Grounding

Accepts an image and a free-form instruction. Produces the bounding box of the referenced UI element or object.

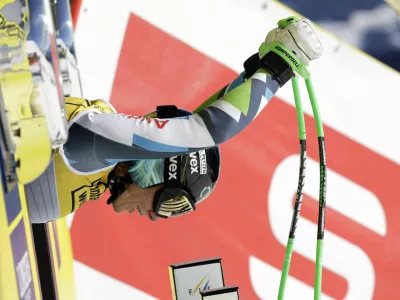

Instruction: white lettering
[199,150,207,174]
[168,156,178,180]
[190,152,199,174]
[250,155,384,299]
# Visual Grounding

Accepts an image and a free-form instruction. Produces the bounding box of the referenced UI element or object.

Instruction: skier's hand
[260,16,323,66]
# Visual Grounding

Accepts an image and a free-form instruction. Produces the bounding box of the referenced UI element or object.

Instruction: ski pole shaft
[278,76,307,300]
[305,77,326,300]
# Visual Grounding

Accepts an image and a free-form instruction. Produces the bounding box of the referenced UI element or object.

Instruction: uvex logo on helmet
[189,150,208,175]
[199,150,207,175]
[168,156,178,180]
[189,152,199,174]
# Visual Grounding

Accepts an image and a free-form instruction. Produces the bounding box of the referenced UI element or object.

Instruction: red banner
[71,13,400,300]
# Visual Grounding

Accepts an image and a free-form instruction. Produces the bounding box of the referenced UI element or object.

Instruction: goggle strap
[163,155,182,193]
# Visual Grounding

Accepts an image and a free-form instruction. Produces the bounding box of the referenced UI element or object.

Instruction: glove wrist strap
[243,52,294,87]
[259,51,294,87]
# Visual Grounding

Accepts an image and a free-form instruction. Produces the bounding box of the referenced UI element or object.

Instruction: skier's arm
[61,66,280,174]
[62,15,325,174]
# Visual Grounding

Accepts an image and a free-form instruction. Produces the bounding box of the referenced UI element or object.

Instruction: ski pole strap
[259,51,294,87]
[243,52,294,86]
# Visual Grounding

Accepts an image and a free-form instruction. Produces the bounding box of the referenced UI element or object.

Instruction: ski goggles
[152,155,197,218]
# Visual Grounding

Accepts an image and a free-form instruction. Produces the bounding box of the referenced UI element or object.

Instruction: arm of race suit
[61,68,280,174]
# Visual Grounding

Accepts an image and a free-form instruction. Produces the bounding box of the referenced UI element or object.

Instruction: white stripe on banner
[249,256,334,300]
[74,261,158,300]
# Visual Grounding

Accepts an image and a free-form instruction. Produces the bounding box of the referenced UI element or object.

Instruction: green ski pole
[260,16,327,300]
[277,76,307,300]
[305,77,326,300]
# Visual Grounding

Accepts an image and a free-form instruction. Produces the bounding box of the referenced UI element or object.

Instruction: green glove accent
[277,16,301,28]
[259,42,310,79]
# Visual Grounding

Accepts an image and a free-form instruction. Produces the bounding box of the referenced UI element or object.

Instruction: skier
[25,17,323,223]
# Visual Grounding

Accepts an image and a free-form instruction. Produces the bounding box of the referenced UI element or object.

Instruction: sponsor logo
[199,186,211,199]
[190,152,199,174]
[190,151,207,175]
[188,275,211,296]
[125,115,169,129]
[71,178,107,209]
[168,156,178,180]
[275,45,300,68]
[199,150,207,175]
[0,13,24,39]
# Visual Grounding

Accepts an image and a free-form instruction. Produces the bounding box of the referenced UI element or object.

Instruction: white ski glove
[263,16,323,66]
[243,16,323,83]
